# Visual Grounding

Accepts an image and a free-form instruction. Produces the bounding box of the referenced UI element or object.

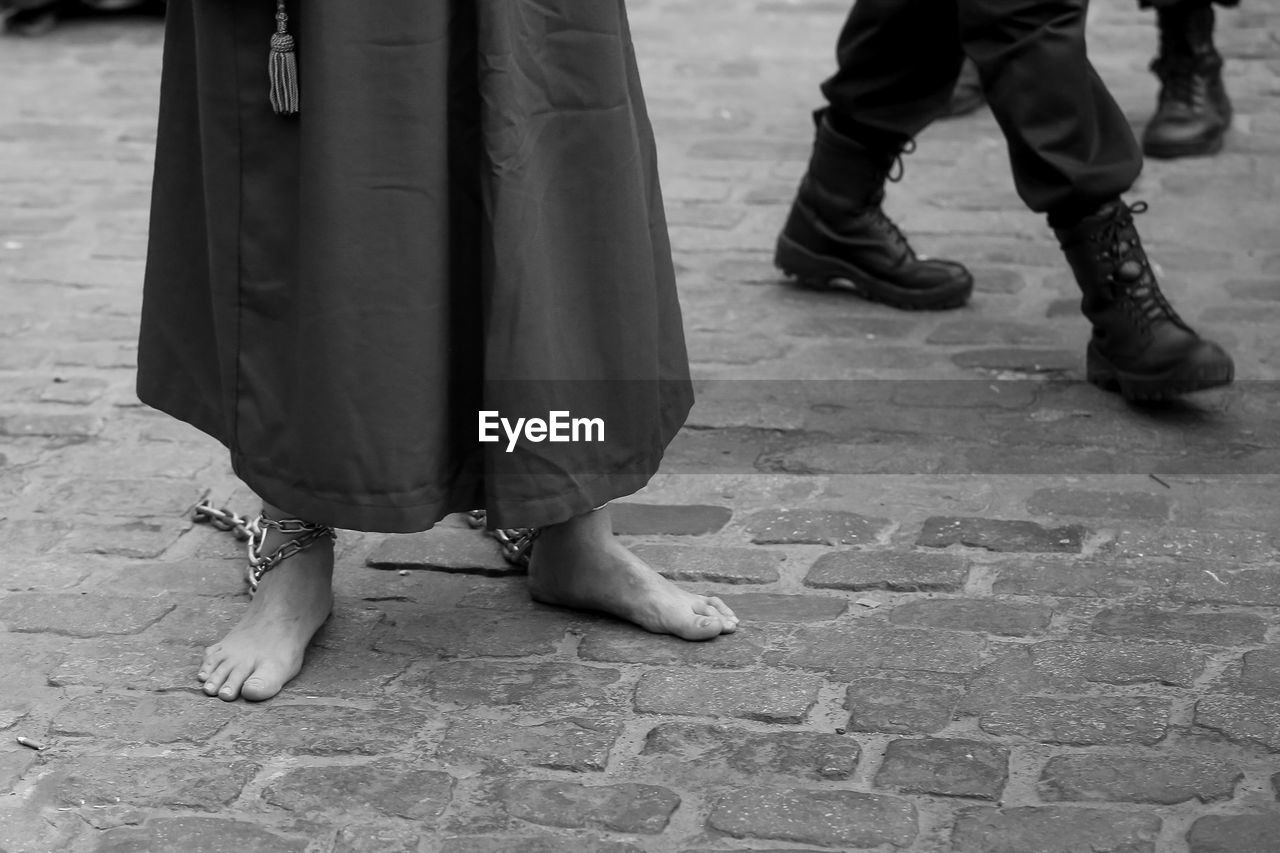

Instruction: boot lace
[1091,201,1188,332]
[1152,55,1207,111]
[868,139,917,256]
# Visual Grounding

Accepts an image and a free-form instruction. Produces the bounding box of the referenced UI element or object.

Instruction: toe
[198,645,227,682]
[216,663,254,702]
[202,660,233,696]
[240,662,290,702]
[705,596,737,620]
[675,613,729,641]
[691,597,739,633]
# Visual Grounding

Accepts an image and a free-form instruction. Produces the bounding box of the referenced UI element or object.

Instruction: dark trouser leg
[957,0,1141,223]
[1140,0,1233,158]
[775,0,974,311]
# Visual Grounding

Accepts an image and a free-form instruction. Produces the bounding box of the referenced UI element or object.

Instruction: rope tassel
[269,0,299,115]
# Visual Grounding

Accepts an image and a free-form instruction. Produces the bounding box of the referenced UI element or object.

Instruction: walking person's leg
[958,0,1233,399]
[1140,0,1237,158]
[775,0,975,311]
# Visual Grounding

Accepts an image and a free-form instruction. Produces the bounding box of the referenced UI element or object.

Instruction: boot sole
[1087,349,1235,401]
[1142,132,1226,160]
[775,235,973,311]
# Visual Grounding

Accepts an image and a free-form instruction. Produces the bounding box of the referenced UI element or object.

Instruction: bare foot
[526,507,739,640]
[196,504,334,701]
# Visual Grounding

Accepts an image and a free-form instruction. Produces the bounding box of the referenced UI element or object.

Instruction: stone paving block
[634,669,821,723]
[1026,488,1171,520]
[412,660,622,710]
[745,508,891,545]
[1031,640,1208,687]
[891,380,1038,410]
[224,705,430,756]
[1089,605,1267,646]
[51,757,257,810]
[1,555,96,591]
[718,592,847,623]
[374,607,567,657]
[641,722,860,781]
[498,780,680,834]
[991,558,1177,599]
[980,696,1170,745]
[1172,566,1280,606]
[846,677,963,734]
[1238,647,1280,695]
[51,694,237,745]
[805,550,969,592]
[707,788,917,849]
[33,477,205,517]
[874,737,1009,800]
[437,716,620,772]
[609,503,732,536]
[57,517,188,559]
[958,646,1086,716]
[439,837,644,853]
[93,817,310,853]
[1194,694,1280,751]
[630,542,782,584]
[888,598,1053,636]
[46,638,199,691]
[0,412,103,438]
[0,592,173,636]
[577,620,765,668]
[82,558,247,596]
[365,528,514,576]
[285,648,413,699]
[1112,527,1278,564]
[772,624,987,678]
[951,806,1161,853]
[1039,754,1242,804]
[262,763,454,819]
[951,348,1078,373]
[918,516,1085,553]
[333,825,422,853]
[926,320,1062,347]
[1186,814,1280,853]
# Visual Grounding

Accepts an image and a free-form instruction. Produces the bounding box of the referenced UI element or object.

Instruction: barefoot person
[137,0,738,702]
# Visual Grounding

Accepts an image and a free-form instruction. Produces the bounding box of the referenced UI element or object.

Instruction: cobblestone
[436,716,621,771]
[1186,814,1280,853]
[845,677,964,734]
[634,669,821,723]
[888,598,1053,636]
[640,722,861,781]
[630,542,782,584]
[262,763,454,820]
[1088,605,1268,645]
[744,508,891,545]
[1194,693,1280,751]
[918,516,1086,552]
[707,788,917,849]
[805,549,969,592]
[979,696,1170,745]
[951,806,1161,853]
[874,737,1010,800]
[497,780,680,834]
[50,757,258,810]
[1039,754,1242,804]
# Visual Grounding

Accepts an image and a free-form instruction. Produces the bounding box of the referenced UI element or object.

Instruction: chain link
[467,510,539,568]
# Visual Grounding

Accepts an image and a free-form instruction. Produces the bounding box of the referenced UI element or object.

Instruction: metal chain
[467,510,539,568]
[192,500,253,540]
[245,514,336,594]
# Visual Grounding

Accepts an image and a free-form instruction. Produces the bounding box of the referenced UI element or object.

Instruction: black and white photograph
[1,0,1277,850]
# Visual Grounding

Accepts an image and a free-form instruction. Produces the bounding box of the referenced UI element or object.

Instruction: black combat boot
[1142,2,1232,159]
[1055,200,1233,400]
[775,114,974,310]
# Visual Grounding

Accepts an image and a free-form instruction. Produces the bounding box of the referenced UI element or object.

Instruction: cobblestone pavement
[2,1,1279,851]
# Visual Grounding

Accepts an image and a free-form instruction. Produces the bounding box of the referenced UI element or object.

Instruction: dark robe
[137,0,692,532]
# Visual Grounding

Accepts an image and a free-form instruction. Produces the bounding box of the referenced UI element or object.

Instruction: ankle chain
[246,513,336,594]
[467,510,539,567]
